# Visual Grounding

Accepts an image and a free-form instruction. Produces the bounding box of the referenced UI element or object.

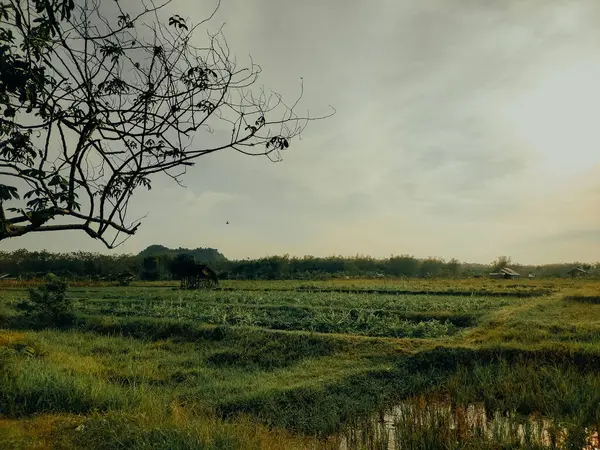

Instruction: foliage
[140,256,160,281]
[388,254,420,276]
[139,245,226,263]
[169,253,218,289]
[0,249,140,280]
[169,254,197,280]
[491,255,512,272]
[1,248,599,281]
[14,273,74,326]
[0,0,330,247]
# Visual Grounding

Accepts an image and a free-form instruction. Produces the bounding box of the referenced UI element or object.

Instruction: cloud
[4,0,600,264]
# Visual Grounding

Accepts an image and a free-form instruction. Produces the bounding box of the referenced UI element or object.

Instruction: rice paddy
[1,278,600,449]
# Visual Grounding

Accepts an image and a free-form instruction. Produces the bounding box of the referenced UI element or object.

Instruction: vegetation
[1,247,598,282]
[168,254,219,289]
[13,274,74,327]
[1,277,600,449]
[139,245,226,263]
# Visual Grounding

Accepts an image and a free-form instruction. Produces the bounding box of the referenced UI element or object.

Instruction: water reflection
[339,398,599,450]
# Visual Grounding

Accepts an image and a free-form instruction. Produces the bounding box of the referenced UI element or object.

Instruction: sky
[2,0,600,264]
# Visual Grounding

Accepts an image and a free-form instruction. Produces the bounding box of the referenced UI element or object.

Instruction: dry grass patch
[0,330,27,347]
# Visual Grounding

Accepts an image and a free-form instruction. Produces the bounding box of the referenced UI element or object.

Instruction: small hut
[181,263,219,289]
[489,267,520,280]
[567,267,588,278]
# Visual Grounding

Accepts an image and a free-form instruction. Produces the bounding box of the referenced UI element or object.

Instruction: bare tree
[0,0,332,248]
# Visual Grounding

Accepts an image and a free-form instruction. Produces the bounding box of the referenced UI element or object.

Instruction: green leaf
[0,184,19,201]
[48,174,67,187]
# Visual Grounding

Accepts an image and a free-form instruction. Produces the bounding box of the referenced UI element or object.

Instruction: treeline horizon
[0,246,598,280]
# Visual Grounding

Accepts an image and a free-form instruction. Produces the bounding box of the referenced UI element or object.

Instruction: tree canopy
[168,253,217,288]
[0,0,332,247]
[138,244,225,262]
[1,248,598,281]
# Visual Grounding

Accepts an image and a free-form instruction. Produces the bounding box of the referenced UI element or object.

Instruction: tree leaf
[0,184,19,201]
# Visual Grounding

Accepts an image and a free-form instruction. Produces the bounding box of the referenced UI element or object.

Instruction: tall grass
[0,409,342,450]
[0,353,139,416]
[2,279,600,449]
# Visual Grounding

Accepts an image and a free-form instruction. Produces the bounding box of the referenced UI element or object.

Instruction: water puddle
[339,398,599,450]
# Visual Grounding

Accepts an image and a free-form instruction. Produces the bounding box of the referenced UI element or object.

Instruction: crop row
[70,289,528,313]
[77,300,463,338]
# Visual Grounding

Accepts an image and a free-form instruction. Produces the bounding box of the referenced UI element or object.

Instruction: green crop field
[1,278,600,449]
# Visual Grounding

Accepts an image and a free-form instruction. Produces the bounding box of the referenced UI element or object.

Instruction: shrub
[15,274,74,327]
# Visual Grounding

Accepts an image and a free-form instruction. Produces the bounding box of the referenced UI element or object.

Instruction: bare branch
[0,0,333,247]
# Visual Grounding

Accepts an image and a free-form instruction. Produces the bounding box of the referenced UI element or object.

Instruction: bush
[15,274,74,327]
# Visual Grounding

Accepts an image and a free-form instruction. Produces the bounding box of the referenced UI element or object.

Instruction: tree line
[0,249,597,281]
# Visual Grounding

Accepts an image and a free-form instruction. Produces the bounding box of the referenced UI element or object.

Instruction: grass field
[1,278,600,449]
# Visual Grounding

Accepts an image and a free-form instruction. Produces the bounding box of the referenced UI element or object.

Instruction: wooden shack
[489,267,520,280]
[567,267,588,278]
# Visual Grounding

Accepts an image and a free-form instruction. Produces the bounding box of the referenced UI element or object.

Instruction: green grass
[1,278,600,449]
[79,303,465,338]
[62,285,530,309]
[0,355,137,417]
[64,287,528,338]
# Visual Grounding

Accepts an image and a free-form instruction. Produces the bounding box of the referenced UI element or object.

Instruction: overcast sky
[2,0,600,264]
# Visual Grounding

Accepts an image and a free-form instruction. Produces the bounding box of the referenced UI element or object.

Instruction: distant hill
[138,245,227,263]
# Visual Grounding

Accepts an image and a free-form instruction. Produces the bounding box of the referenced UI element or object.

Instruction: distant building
[489,267,521,280]
[567,267,588,278]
